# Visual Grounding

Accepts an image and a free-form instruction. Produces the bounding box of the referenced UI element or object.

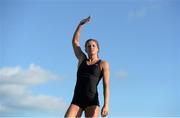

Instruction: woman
[64,16,110,118]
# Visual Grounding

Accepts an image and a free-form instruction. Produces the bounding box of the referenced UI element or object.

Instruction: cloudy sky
[0,0,179,117]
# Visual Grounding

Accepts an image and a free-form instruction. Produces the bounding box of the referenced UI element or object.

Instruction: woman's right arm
[72,16,91,62]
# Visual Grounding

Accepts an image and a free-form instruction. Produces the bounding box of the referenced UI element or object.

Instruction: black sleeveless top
[72,58,103,108]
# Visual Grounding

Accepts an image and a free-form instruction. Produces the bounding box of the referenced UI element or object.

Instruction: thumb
[101,109,106,117]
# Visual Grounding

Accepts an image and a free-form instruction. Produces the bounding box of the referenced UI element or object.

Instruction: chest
[77,61,102,78]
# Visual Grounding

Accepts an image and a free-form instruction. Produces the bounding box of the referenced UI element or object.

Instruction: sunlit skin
[64,16,110,118]
[85,41,99,63]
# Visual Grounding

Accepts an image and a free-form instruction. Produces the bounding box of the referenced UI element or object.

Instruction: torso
[71,58,103,109]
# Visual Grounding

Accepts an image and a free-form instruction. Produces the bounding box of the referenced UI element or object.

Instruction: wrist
[78,22,84,26]
[77,24,83,28]
[103,104,109,107]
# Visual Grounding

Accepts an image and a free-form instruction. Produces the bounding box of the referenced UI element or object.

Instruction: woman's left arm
[101,61,110,117]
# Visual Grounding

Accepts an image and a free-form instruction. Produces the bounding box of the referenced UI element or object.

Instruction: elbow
[72,40,79,46]
[103,85,110,93]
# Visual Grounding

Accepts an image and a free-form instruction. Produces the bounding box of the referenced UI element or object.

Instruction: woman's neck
[88,54,99,62]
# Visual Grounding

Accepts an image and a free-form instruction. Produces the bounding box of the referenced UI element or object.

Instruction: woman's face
[85,41,99,55]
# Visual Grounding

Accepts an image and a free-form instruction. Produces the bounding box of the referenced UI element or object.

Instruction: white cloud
[0,104,8,112]
[0,64,67,116]
[0,64,60,85]
[20,95,66,111]
[115,70,128,79]
[0,84,27,97]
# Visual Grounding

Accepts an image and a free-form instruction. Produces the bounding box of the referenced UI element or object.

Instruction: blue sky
[0,0,179,117]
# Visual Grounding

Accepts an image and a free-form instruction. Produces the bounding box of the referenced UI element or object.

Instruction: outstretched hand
[79,16,91,25]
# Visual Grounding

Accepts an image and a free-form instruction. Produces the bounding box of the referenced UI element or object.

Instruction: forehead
[86,41,97,45]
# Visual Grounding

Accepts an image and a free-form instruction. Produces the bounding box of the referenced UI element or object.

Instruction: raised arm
[72,16,91,62]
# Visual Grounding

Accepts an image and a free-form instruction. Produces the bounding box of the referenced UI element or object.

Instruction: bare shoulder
[100,60,109,70]
[78,55,87,67]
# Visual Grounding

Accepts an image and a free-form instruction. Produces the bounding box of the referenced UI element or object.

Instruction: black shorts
[71,93,100,110]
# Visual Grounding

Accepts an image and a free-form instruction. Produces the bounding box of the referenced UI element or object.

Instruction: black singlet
[71,58,103,110]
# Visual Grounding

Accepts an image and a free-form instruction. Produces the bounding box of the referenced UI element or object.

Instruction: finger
[87,16,91,20]
[101,110,104,117]
[80,17,90,25]
[85,19,90,23]
[101,113,106,117]
[101,114,107,117]
[85,16,91,22]
[104,111,107,116]
[101,110,106,117]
